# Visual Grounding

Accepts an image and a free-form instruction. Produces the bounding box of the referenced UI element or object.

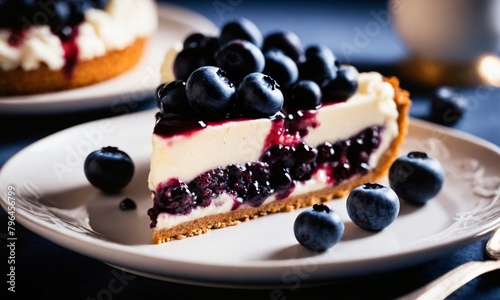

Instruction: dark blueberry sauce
[7,28,27,47]
[154,108,320,151]
[147,122,385,228]
[153,113,207,137]
[61,26,80,79]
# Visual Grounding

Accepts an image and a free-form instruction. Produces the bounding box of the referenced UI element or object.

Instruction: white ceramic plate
[0,4,217,114]
[1,111,499,288]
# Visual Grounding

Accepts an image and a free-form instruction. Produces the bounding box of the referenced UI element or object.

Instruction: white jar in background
[389,0,500,86]
[390,0,500,63]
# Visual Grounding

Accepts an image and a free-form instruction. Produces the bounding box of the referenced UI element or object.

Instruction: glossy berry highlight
[236,72,284,117]
[186,66,237,118]
[156,80,191,115]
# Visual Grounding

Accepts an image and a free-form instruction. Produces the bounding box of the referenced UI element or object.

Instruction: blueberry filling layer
[147,125,384,228]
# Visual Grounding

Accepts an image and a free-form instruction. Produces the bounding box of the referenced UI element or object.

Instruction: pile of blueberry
[0,0,109,40]
[294,151,445,252]
[156,18,358,124]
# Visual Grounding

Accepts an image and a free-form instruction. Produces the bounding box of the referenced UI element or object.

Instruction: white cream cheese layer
[149,72,400,231]
[0,0,157,71]
[149,72,398,187]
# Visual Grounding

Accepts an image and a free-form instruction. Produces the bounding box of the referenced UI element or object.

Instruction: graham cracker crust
[0,38,147,96]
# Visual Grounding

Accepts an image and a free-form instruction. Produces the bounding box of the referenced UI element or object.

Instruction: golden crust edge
[152,77,412,244]
[0,37,148,96]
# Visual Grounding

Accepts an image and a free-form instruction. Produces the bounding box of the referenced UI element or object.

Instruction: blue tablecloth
[0,1,499,299]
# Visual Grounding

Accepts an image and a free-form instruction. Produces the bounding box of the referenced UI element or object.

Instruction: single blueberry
[322,65,359,103]
[201,36,219,65]
[156,80,192,115]
[235,72,284,117]
[183,32,208,49]
[185,66,237,118]
[346,183,400,231]
[263,30,304,62]
[182,33,219,65]
[294,203,344,252]
[84,146,135,194]
[216,39,265,83]
[219,18,263,48]
[299,45,338,87]
[305,44,338,68]
[389,151,445,205]
[173,47,209,81]
[50,1,72,33]
[263,49,299,88]
[429,87,468,126]
[119,198,137,211]
[285,80,322,111]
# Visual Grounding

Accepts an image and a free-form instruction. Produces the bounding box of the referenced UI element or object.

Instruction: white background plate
[0,110,499,288]
[0,3,217,114]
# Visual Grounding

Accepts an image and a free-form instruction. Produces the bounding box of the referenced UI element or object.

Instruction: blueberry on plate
[84,146,135,194]
[346,183,400,231]
[294,203,344,252]
[429,86,468,126]
[216,39,265,83]
[262,30,304,62]
[235,72,284,117]
[322,65,359,103]
[285,80,322,111]
[263,49,299,88]
[219,17,263,48]
[185,66,237,118]
[119,198,137,211]
[156,80,192,115]
[389,151,445,205]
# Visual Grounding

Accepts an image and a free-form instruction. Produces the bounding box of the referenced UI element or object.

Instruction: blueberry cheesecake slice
[148,19,411,244]
[0,0,157,95]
